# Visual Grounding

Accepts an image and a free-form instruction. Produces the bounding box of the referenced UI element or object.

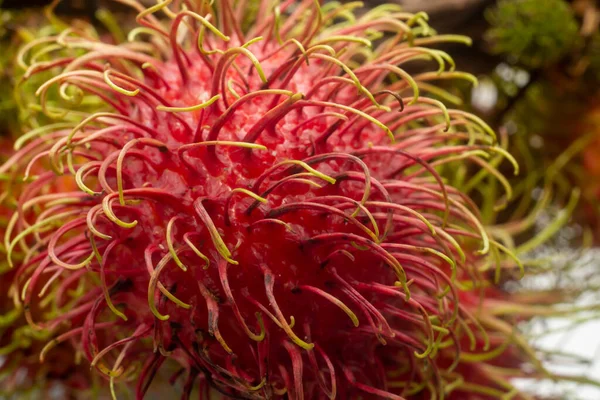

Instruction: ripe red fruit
[2,1,530,399]
[1,135,92,397]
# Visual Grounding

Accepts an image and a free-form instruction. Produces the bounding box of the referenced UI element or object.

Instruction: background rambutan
[1,1,591,399]
[1,133,93,398]
[0,6,129,395]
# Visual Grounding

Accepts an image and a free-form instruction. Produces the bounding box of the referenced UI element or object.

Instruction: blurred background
[1,0,600,398]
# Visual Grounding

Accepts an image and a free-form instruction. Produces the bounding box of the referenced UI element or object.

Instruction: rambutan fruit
[1,1,140,141]
[1,8,125,396]
[1,0,561,399]
[1,133,96,398]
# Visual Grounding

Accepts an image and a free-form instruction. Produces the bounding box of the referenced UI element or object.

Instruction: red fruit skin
[3,2,534,399]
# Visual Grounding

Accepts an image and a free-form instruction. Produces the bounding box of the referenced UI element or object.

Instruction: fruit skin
[1,1,544,399]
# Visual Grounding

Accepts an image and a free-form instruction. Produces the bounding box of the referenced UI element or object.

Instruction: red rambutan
[1,1,538,399]
[1,133,95,398]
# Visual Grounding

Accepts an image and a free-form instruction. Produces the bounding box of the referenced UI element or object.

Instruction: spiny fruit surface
[1,136,91,398]
[1,1,538,399]
[1,11,119,397]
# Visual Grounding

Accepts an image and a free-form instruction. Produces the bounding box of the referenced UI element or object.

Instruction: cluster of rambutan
[0,1,587,399]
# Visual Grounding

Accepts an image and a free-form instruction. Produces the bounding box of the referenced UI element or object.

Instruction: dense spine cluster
[1,1,541,399]
[1,135,93,397]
